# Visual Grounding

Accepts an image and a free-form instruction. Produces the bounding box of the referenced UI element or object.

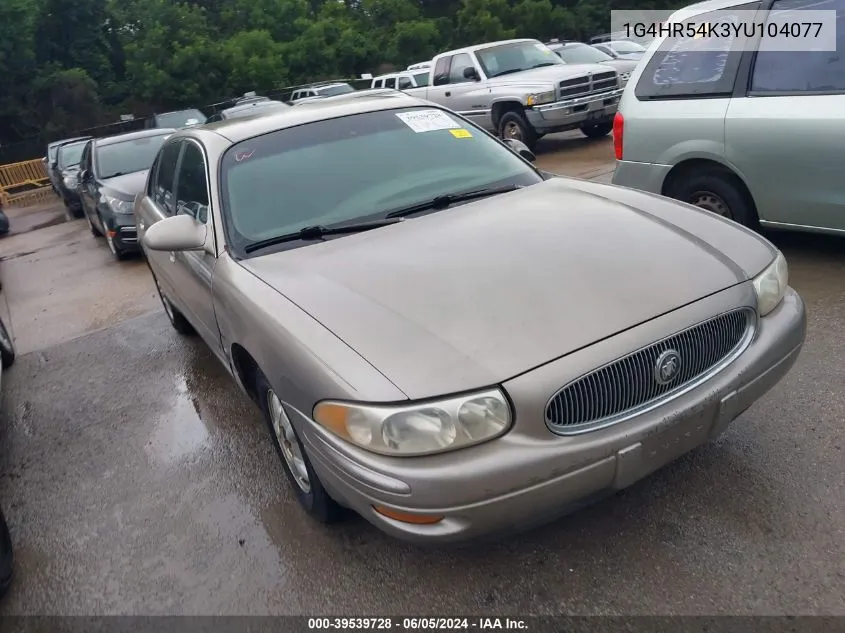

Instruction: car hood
[494,63,616,86]
[100,170,149,199]
[242,178,776,400]
[601,58,639,73]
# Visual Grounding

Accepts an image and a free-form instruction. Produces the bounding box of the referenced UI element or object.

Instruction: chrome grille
[545,308,756,434]
[558,71,619,98]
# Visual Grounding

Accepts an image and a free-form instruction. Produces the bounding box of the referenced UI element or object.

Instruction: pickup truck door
[427,53,492,130]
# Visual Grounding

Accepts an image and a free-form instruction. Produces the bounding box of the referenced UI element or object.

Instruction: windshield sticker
[396,109,460,133]
[235,149,255,162]
[450,128,473,139]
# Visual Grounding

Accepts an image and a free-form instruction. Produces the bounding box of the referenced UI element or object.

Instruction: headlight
[526,91,556,107]
[313,388,512,456]
[103,195,133,214]
[753,251,788,317]
[62,173,78,188]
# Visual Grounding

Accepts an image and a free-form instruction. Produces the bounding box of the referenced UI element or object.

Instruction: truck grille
[558,71,618,99]
[545,308,756,434]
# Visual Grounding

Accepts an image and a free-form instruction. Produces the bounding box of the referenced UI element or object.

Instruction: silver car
[136,90,805,543]
[612,0,845,235]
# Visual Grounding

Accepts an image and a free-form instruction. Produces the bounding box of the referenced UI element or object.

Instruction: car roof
[94,127,177,147]
[670,0,744,18]
[373,73,398,80]
[156,108,204,116]
[54,136,92,148]
[187,90,428,144]
[223,101,288,116]
[314,83,351,91]
[57,137,93,151]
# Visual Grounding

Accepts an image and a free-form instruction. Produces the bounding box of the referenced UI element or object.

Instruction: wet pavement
[0,135,843,615]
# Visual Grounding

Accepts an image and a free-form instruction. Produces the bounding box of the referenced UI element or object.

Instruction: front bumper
[296,283,806,544]
[107,216,140,252]
[527,88,623,133]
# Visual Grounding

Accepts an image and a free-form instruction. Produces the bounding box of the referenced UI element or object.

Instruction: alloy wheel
[267,390,311,493]
[503,121,523,141]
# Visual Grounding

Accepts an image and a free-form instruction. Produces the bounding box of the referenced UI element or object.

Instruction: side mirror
[142,214,207,252]
[503,138,536,163]
[78,169,89,183]
[463,66,480,81]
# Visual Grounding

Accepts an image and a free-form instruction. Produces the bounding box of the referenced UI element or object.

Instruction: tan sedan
[136,90,805,543]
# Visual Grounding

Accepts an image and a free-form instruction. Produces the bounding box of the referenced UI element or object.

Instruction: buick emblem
[654,349,681,385]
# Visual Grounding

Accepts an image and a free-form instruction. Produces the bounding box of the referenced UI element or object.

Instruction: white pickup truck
[401,38,623,149]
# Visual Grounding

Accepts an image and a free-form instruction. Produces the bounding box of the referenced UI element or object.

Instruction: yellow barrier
[0,158,58,209]
[0,159,49,190]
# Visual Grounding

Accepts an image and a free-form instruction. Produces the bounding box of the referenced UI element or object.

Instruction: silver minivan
[612,0,845,235]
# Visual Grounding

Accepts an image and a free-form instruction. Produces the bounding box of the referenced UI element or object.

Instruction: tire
[255,370,344,524]
[580,122,613,138]
[86,211,102,237]
[0,507,13,599]
[667,167,756,228]
[0,317,15,369]
[151,271,195,335]
[498,110,538,151]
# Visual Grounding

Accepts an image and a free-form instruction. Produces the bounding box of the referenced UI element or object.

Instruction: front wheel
[580,122,613,138]
[667,168,757,228]
[255,370,344,524]
[151,272,195,335]
[498,110,538,151]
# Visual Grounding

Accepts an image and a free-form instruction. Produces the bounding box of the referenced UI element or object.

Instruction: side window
[448,53,476,84]
[385,77,397,88]
[174,142,209,224]
[634,2,759,100]
[749,0,845,94]
[397,76,413,90]
[153,140,182,215]
[433,56,452,86]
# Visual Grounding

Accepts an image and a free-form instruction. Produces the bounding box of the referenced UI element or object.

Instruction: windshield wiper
[490,68,526,77]
[102,172,125,179]
[385,184,522,219]
[531,62,558,69]
[244,218,403,254]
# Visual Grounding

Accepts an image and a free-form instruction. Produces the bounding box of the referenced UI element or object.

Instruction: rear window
[634,3,759,100]
[220,107,543,254]
[413,71,430,86]
[155,110,207,128]
[316,84,355,97]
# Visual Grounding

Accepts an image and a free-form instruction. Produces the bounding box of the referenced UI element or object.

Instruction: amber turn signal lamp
[373,506,443,525]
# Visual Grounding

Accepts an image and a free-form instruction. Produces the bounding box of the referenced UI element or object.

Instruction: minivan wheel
[254,370,344,524]
[669,169,756,228]
[580,122,613,138]
[498,110,538,150]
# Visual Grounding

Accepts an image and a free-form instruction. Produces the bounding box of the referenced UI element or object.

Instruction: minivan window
[220,107,543,254]
[749,0,845,94]
[634,3,759,100]
[96,133,171,179]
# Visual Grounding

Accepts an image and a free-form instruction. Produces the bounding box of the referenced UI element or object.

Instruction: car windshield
[155,110,207,128]
[96,133,170,179]
[58,142,87,169]
[220,107,543,254]
[612,41,646,54]
[48,146,59,161]
[557,44,613,64]
[475,41,564,77]
[316,84,355,97]
[224,101,289,119]
[412,71,430,86]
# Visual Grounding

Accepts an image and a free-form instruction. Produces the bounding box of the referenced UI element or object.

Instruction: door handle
[445,91,451,97]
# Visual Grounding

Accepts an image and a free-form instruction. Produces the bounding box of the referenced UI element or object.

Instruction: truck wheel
[498,111,537,150]
[580,122,613,138]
